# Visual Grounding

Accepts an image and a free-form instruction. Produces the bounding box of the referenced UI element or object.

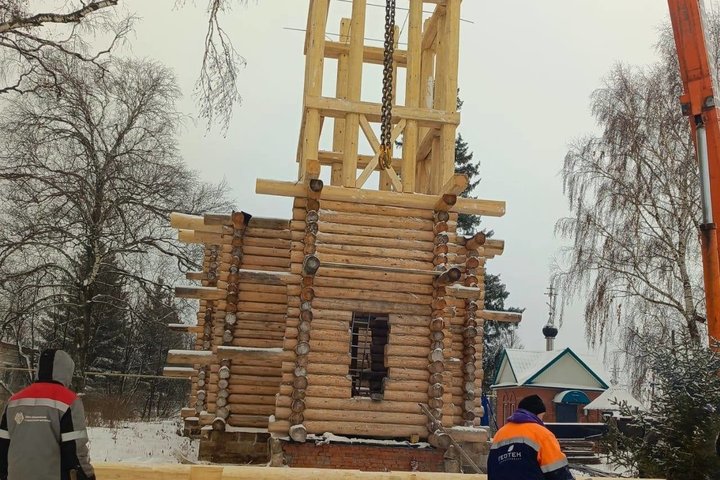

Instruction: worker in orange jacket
[488,395,574,480]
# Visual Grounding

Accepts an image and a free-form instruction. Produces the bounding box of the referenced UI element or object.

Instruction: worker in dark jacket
[0,349,95,480]
[488,394,574,480]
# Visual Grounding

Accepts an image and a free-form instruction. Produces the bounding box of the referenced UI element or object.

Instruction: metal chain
[379,0,396,170]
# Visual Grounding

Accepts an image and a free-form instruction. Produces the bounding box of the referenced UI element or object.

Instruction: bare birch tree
[0,0,130,95]
[554,25,720,387]
[0,56,231,379]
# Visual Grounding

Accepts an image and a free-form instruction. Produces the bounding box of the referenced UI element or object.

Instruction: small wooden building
[492,348,610,426]
[165,0,520,471]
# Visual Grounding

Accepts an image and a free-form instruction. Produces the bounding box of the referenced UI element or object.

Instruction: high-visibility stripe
[0,429,9,439]
[61,430,87,442]
[541,457,569,472]
[8,398,69,412]
[490,436,540,452]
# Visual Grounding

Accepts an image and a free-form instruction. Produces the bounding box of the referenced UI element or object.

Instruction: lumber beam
[175,286,226,301]
[422,5,446,50]
[306,96,460,128]
[482,310,522,324]
[256,179,505,217]
[446,285,481,299]
[318,150,402,171]
[167,323,201,333]
[216,346,285,362]
[236,269,291,285]
[162,367,195,378]
[166,350,216,365]
[91,464,656,480]
[324,41,408,66]
[417,128,439,163]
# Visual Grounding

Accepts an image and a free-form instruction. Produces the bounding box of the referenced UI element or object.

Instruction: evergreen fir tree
[455,134,482,234]
[482,274,523,392]
[605,336,720,479]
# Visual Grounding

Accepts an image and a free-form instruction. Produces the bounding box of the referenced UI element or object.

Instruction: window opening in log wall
[350,313,389,399]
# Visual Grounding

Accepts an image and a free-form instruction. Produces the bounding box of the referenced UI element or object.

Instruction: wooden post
[331,18,351,186]
[416,17,436,194]
[402,0,423,193]
[300,0,330,182]
[436,0,460,194]
[342,0,367,187]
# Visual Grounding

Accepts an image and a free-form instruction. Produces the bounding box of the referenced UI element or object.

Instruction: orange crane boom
[668,0,720,347]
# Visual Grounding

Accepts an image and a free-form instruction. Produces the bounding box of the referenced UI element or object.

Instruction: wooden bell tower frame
[258,0,504,218]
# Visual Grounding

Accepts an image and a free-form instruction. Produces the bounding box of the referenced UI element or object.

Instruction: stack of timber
[166,212,292,431]
[92,463,653,480]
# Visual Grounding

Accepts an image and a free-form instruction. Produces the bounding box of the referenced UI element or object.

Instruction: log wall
[272,196,488,439]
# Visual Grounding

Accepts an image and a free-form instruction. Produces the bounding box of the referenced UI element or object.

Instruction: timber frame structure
[165,0,521,469]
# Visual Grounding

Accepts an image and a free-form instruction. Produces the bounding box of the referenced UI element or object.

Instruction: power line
[333,0,475,24]
[283,26,408,46]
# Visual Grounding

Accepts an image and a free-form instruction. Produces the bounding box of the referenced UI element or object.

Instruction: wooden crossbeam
[325,41,408,66]
[441,174,468,196]
[216,346,285,362]
[317,151,403,171]
[256,179,505,217]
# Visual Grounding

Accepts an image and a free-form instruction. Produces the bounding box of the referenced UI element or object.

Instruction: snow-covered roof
[584,386,644,411]
[492,348,610,390]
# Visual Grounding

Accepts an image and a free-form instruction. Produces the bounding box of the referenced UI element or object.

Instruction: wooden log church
[164,0,520,471]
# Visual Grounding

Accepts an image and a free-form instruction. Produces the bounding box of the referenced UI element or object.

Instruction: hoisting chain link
[379,0,396,170]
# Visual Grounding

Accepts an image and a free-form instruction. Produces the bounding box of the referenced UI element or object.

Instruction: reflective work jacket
[488,409,574,480]
[0,350,94,480]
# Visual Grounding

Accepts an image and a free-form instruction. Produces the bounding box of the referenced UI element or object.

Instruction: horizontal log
[228,404,276,416]
[304,420,427,438]
[447,285,482,300]
[290,408,426,426]
[281,373,351,388]
[245,227,292,240]
[385,344,430,358]
[216,346,285,363]
[237,291,287,304]
[257,180,505,217]
[170,212,225,232]
[281,362,348,376]
[242,255,291,268]
[311,286,429,306]
[166,350,216,365]
[306,95,458,128]
[307,221,436,242]
[94,463,639,480]
[303,298,430,316]
[175,287,226,301]
[303,198,442,220]
[162,367,195,378]
[313,243,434,263]
[315,210,432,232]
[482,310,522,324]
[227,414,269,429]
[388,368,430,381]
[311,275,434,296]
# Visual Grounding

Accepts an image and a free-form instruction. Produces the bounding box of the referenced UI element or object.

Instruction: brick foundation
[281,442,445,472]
[199,430,271,464]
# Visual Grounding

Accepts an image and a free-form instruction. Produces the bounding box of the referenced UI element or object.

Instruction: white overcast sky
[120,1,671,357]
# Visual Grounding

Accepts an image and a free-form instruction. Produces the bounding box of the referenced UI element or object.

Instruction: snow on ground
[88,420,198,464]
